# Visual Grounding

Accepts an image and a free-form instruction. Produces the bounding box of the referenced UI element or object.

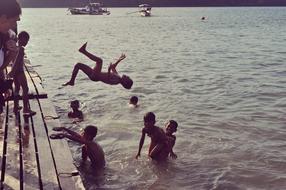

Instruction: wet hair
[130,96,138,105]
[70,100,80,108]
[144,112,156,123]
[169,120,178,130]
[18,31,29,41]
[84,125,98,139]
[121,75,133,89]
[0,0,21,18]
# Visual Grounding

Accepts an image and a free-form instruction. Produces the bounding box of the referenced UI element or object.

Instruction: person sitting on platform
[51,125,105,169]
[8,31,36,116]
[63,42,133,90]
[68,99,83,121]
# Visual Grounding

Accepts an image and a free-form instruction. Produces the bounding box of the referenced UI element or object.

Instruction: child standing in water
[9,31,36,116]
[51,125,105,169]
[164,120,178,159]
[63,42,133,89]
[135,112,168,160]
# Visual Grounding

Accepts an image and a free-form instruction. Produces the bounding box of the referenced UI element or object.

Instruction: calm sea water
[18,7,286,190]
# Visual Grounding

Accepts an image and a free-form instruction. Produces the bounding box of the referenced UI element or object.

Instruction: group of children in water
[50,42,179,169]
[53,98,178,169]
[3,34,178,169]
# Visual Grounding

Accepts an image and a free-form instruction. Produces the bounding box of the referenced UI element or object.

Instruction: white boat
[139,4,151,17]
[68,2,110,15]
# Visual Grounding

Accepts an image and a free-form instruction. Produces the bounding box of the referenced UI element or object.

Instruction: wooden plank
[23,62,61,189]
[24,59,47,98]
[6,94,47,101]
[0,104,6,164]
[39,98,84,190]
[26,64,84,189]
[2,102,20,189]
[24,61,84,189]
[1,102,40,190]
[2,58,84,189]
[21,113,42,189]
[4,63,58,189]
[28,99,60,190]
[0,102,8,190]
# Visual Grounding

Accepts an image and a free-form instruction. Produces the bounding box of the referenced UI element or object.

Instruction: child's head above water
[121,75,133,89]
[129,96,138,106]
[18,31,29,47]
[70,100,80,109]
[144,112,156,128]
[165,120,178,135]
[83,125,98,140]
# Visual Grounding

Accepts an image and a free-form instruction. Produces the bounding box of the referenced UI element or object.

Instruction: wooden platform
[0,59,84,190]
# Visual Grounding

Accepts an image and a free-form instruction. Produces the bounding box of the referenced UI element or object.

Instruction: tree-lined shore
[19,0,286,8]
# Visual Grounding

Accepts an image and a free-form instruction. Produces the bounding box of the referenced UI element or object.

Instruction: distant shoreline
[18,0,286,8]
[21,6,286,8]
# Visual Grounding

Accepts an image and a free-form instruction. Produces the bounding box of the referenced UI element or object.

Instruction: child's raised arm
[108,53,126,74]
[114,53,126,67]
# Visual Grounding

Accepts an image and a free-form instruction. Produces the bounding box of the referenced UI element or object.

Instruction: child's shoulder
[67,111,73,118]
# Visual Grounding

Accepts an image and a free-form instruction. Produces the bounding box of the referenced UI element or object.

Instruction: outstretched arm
[113,53,126,68]
[108,54,126,75]
[62,133,87,144]
[135,130,146,159]
[53,127,82,139]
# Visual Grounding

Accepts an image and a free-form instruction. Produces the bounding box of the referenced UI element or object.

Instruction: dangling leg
[63,63,95,86]
[79,42,103,73]
[13,77,20,113]
[20,74,36,116]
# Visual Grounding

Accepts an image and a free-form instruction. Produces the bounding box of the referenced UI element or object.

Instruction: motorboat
[68,2,110,15]
[139,4,151,17]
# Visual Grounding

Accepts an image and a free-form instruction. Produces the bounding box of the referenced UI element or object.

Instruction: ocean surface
[18,7,286,190]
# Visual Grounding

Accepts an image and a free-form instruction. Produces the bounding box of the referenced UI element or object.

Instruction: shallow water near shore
[18,7,286,189]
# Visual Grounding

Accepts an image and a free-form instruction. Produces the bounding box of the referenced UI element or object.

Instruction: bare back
[85,141,105,168]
